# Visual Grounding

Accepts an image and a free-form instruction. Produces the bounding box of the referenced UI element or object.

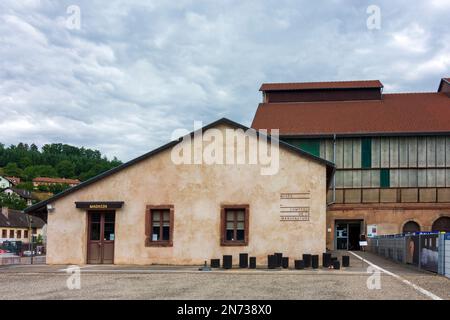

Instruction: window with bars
[145,206,174,247]
[221,205,249,246]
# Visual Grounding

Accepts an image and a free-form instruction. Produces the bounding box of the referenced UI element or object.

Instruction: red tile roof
[251,92,450,135]
[259,80,383,91]
[33,177,80,184]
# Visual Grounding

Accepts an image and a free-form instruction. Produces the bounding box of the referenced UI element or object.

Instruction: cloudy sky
[0,0,449,161]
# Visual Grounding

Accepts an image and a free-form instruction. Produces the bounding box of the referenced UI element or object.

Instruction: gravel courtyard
[0,252,448,300]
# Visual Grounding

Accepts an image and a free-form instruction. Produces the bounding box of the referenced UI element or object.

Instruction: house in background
[5,177,21,186]
[32,177,80,188]
[0,176,13,189]
[252,77,450,250]
[0,207,46,244]
[2,187,38,206]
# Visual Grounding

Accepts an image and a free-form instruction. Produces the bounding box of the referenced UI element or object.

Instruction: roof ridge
[261,80,380,85]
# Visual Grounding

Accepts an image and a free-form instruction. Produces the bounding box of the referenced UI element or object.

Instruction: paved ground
[0,251,448,300]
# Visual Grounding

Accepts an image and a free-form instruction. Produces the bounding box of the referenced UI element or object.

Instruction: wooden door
[87,211,115,264]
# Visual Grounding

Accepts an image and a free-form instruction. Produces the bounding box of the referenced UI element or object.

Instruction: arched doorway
[431,216,450,232]
[402,221,420,233]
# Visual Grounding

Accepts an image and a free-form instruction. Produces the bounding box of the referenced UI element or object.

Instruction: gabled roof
[0,208,45,228]
[260,80,383,92]
[252,92,450,136]
[24,118,335,215]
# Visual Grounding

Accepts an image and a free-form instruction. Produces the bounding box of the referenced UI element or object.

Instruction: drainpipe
[332,134,336,203]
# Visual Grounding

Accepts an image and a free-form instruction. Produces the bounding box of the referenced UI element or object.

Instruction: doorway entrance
[87,211,115,264]
[335,220,363,250]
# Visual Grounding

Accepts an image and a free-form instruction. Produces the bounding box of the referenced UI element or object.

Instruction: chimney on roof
[1,207,8,219]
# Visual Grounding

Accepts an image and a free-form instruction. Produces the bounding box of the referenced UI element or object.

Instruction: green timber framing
[282,134,450,204]
[24,118,335,222]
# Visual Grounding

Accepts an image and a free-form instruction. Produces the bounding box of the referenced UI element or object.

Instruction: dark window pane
[361,138,372,168]
[152,226,160,240]
[293,139,320,157]
[90,223,100,240]
[236,230,245,241]
[226,230,234,241]
[162,226,170,240]
[9,230,14,238]
[91,213,100,222]
[380,169,390,188]
[104,213,115,223]
[104,223,115,241]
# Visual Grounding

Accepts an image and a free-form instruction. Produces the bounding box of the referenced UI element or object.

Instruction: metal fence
[368,232,449,276]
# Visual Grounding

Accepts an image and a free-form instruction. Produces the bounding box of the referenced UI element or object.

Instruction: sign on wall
[279,192,310,221]
[367,224,378,238]
[75,201,124,210]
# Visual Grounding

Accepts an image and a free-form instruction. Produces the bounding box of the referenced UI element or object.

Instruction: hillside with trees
[0,143,122,209]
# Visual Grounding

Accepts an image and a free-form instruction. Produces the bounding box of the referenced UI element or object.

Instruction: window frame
[24,230,29,239]
[220,205,249,246]
[17,230,22,239]
[145,205,174,247]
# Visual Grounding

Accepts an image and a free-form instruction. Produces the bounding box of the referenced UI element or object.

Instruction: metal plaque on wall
[279,192,310,221]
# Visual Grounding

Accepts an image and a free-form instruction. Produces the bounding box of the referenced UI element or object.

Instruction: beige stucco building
[25,119,334,266]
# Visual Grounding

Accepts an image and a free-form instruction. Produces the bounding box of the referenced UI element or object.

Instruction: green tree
[35,234,43,245]
[4,162,23,177]
[0,193,27,210]
[23,165,57,180]
[37,185,50,192]
[19,157,32,169]
[15,181,34,192]
[56,160,75,178]
[48,183,70,194]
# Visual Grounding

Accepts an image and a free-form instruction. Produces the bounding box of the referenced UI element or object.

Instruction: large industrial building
[252,78,450,250]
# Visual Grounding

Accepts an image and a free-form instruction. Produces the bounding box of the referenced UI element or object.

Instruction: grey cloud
[0,0,449,161]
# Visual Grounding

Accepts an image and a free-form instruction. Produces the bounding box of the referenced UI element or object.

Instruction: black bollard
[249,257,256,269]
[342,255,350,267]
[239,253,249,268]
[210,259,220,268]
[223,255,232,269]
[294,260,305,270]
[322,253,332,268]
[333,260,340,270]
[302,254,312,268]
[274,253,283,268]
[282,257,289,269]
[311,255,319,269]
